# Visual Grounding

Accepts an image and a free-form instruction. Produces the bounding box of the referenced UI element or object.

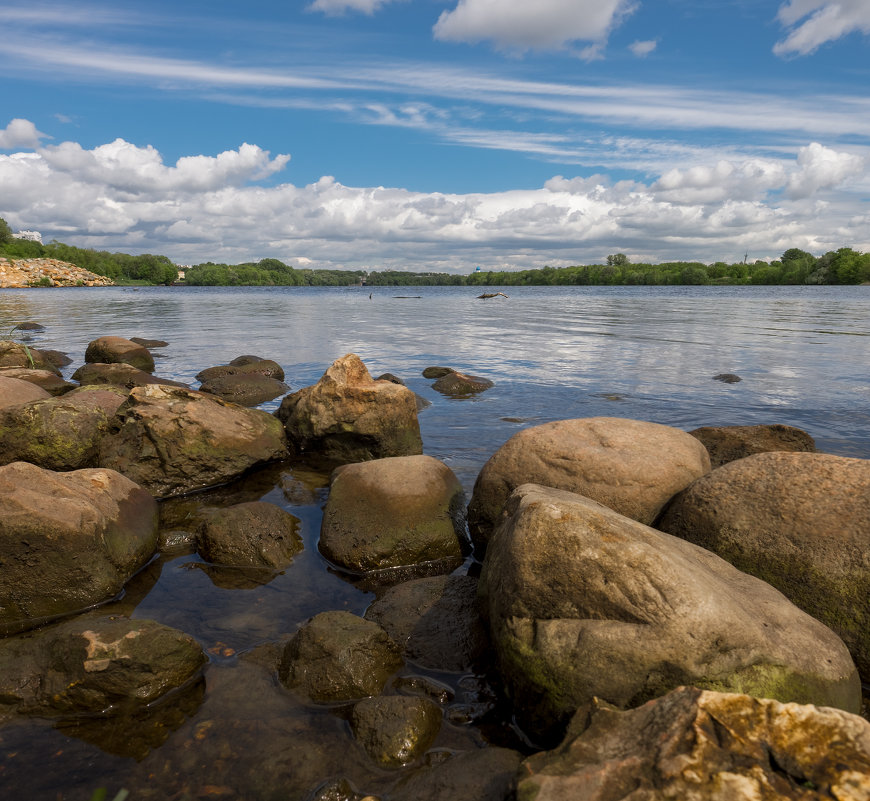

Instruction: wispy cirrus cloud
[774,0,870,56]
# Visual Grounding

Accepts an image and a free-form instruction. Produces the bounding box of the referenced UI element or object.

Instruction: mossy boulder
[98,384,288,498]
[320,455,466,573]
[479,483,860,743]
[658,451,870,681]
[0,462,158,633]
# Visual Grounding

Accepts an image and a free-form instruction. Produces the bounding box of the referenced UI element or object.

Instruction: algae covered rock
[467,417,711,549]
[0,462,158,632]
[198,373,289,407]
[350,695,441,767]
[518,686,870,801]
[196,501,303,568]
[276,353,422,462]
[320,454,466,573]
[0,386,128,470]
[658,451,870,680]
[0,615,205,716]
[278,611,403,702]
[85,336,155,372]
[431,370,493,396]
[98,384,288,498]
[479,483,860,742]
[0,341,61,374]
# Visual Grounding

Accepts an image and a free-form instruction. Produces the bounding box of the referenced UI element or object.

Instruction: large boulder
[0,462,159,633]
[657,451,870,681]
[196,501,303,568]
[0,386,128,470]
[467,417,711,549]
[479,484,860,743]
[276,353,422,462]
[0,367,75,396]
[0,615,205,717]
[688,423,817,468]
[85,336,155,373]
[196,358,285,383]
[198,373,288,407]
[320,455,466,573]
[72,362,188,390]
[98,384,289,498]
[364,575,489,671]
[0,374,51,408]
[517,686,870,801]
[278,611,403,702]
[350,695,442,767]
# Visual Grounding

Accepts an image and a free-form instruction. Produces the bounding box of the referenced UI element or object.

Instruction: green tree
[0,217,12,244]
[606,253,629,266]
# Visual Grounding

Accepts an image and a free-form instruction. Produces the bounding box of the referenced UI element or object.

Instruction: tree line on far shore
[2,217,869,286]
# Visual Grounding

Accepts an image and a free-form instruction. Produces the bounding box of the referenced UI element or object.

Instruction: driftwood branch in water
[476,292,509,299]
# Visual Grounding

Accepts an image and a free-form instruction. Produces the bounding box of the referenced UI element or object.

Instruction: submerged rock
[320,455,466,573]
[0,462,158,633]
[0,615,205,716]
[431,370,494,396]
[85,336,155,373]
[98,384,288,498]
[278,611,403,703]
[467,417,711,549]
[479,483,860,742]
[276,353,422,462]
[658,451,870,681]
[688,422,817,468]
[422,367,453,379]
[196,358,285,383]
[198,372,289,407]
[350,695,442,767]
[517,686,870,801]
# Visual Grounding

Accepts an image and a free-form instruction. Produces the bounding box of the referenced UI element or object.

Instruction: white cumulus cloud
[774,0,870,56]
[433,0,636,53]
[308,0,402,14]
[629,39,657,57]
[0,118,46,149]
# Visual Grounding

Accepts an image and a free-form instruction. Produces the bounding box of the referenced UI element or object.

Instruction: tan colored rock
[85,336,155,372]
[0,462,158,632]
[689,423,817,468]
[468,417,711,549]
[98,384,288,498]
[0,375,51,408]
[658,451,870,681]
[479,484,860,742]
[276,353,422,462]
[0,386,128,470]
[0,341,61,374]
[0,367,75,395]
[0,258,113,288]
[320,455,466,573]
[518,686,870,801]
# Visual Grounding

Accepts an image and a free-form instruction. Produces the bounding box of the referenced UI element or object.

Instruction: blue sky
[1,0,869,272]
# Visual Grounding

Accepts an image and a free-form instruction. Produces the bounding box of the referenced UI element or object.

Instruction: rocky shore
[0,257,114,287]
[0,334,868,799]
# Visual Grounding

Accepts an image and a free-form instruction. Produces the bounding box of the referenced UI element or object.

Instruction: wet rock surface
[468,416,711,549]
[0,462,158,632]
[518,686,870,801]
[320,455,466,573]
[198,372,289,406]
[480,483,860,742]
[277,353,423,462]
[658,451,870,681]
[688,422,817,468]
[350,695,442,767]
[431,370,494,396]
[196,357,285,383]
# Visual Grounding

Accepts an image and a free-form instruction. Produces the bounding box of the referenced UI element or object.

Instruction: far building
[14,230,42,243]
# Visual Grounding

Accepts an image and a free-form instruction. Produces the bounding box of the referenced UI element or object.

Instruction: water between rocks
[1,284,869,799]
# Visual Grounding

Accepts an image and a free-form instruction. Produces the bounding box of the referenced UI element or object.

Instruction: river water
[0,284,869,799]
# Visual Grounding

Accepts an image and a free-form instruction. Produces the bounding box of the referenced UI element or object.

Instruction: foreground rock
[0,615,205,717]
[365,575,489,671]
[480,484,860,742]
[350,695,441,767]
[98,384,288,498]
[0,462,158,633]
[277,353,422,462]
[0,367,75,395]
[196,501,303,568]
[0,375,51,408]
[85,336,155,372]
[0,341,62,374]
[688,422,817,468]
[658,451,870,681]
[73,362,188,390]
[278,611,403,702]
[468,417,711,549]
[320,455,466,573]
[518,686,870,801]
[0,386,128,470]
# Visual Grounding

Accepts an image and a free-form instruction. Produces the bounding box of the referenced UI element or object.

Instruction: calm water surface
[1,284,869,799]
